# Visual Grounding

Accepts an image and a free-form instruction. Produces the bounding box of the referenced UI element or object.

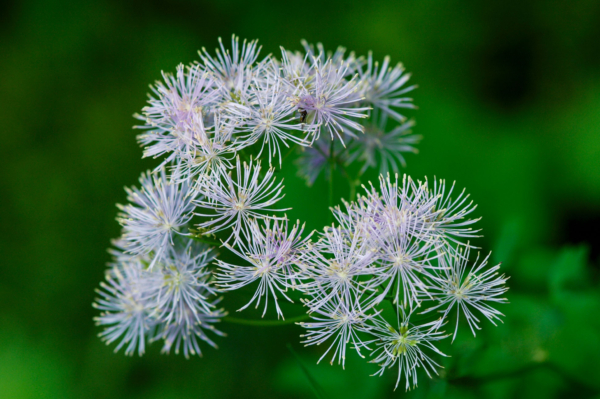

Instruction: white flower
[136,64,218,166]
[194,157,288,242]
[170,112,235,183]
[298,295,378,369]
[368,213,442,309]
[94,254,160,356]
[117,169,196,266]
[301,224,378,311]
[286,54,370,144]
[226,75,310,166]
[424,247,509,341]
[421,178,481,246]
[368,309,448,391]
[200,35,262,104]
[215,219,311,318]
[152,242,225,358]
[358,52,416,122]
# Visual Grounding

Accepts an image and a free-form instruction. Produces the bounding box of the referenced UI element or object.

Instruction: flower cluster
[95,35,508,391]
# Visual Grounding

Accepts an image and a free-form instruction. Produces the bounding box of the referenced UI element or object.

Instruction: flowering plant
[94,35,509,390]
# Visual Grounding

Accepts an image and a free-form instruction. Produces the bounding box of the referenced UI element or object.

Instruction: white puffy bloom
[96,241,225,358]
[194,157,288,242]
[170,112,235,183]
[152,241,225,358]
[285,53,370,143]
[358,52,416,122]
[361,174,433,233]
[298,295,378,369]
[98,36,510,395]
[136,64,218,165]
[215,219,311,318]
[424,248,509,341]
[94,254,160,356]
[368,310,448,391]
[421,178,481,245]
[225,75,310,166]
[368,213,442,309]
[199,35,262,104]
[301,224,378,311]
[117,169,197,266]
[347,114,421,174]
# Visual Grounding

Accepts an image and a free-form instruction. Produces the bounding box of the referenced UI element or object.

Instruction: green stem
[189,234,221,247]
[287,344,329,399]
[223,313,310,327]
[328,139,335,219]
[281,144,296,164]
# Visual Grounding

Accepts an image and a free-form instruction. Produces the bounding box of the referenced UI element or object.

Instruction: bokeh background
[1,0,600,398]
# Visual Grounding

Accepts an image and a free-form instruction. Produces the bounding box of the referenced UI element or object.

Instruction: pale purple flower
[152,241,225,358]
[368,213,443,309]
[287,55,370,143]
[199,35,262,104]
[94,254,160,356]
[368,310,448,391]
[136,64,218,165]
[301,224,378,311]
[424,248,508,341]
[215,219,311,318]
[298,294,378,369]
[194,157,288,242]
[421,178,481,245]
[226,76,310,166]
[117,169,197,266]
[347,114,421,174]
[169,112,235,183]
[358,52,416,122]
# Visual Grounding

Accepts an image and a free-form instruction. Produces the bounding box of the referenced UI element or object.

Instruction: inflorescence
[94,35,509,390]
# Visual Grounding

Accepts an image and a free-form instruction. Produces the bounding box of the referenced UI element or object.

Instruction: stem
[287,344,329,399]
[328,139,335,220]
[189,234,221,247]
[281,144,296,164]
[223,313,310,326]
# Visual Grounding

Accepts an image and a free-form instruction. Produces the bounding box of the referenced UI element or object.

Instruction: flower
[152,241,225,358]
[301,223,378,312]
[285,52,370,143]
[215,219,311,318]
[358,52,416,122]
[347,114,421,174]
[298,294,378,369]
[135,64,218,166]
[94,253,160,356]
[225,75,310,166]
[421,178,481,246]
[194,157,288,242]
[368,309,448,391]
[199,35,262,104]
[117,169,197,266]
[170,112,235,183]
[424,247,509,341]
[368,212,442,309]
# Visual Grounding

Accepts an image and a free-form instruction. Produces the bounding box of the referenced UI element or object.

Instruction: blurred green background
[1,0,600,398]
